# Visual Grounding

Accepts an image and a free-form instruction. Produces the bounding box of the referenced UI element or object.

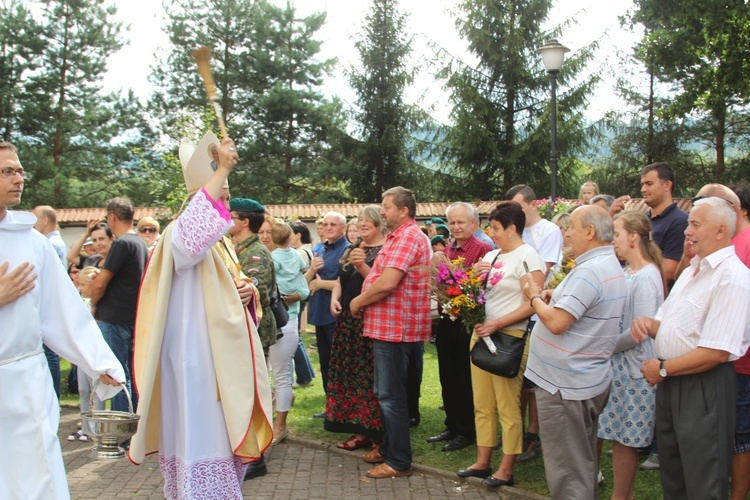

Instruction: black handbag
[470,330,527,378]
[469,252,528,378]
[269,283,289,328]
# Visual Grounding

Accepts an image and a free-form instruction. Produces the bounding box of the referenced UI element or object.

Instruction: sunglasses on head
[139,227,157,234]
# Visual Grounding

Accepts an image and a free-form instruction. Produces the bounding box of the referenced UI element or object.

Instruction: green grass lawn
[59,331,663,497]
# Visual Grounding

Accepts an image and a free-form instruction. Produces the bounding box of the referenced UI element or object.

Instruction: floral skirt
[597,352,656,447]
[323,309,383,440]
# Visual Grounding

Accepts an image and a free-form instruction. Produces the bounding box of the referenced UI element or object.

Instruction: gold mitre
[179,131,221,195]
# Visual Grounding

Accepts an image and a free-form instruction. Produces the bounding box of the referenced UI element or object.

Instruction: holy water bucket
[81,380,140,459]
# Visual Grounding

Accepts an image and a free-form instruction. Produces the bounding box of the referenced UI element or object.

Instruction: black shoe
[456,467,492,479]
[312,411,327,418]
[442,434,475,452]
[409,417,420,427]
[483,475,514,488]
[426,429,454,443]
[244,457,267,481]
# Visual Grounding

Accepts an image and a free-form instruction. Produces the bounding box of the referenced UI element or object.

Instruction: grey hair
[323,211,346,225]
[579,206,614,243]
[694,197,737,238]
[445,202,477,222]
[590,194,614,209]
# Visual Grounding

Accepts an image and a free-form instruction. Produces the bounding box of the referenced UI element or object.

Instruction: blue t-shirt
[307,236,350,326]
[648,202,688,261]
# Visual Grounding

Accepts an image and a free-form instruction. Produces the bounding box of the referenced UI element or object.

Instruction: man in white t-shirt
[505,184,563,462]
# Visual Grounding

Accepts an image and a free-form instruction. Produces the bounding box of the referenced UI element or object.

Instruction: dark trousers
[372,340,423,471]
[43,344,60,399]
[315,322,336,395]
[407,342,423,421]
[435,317,475,438]
[657,362,736,500]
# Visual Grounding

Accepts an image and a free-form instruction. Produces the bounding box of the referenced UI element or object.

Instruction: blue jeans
[372,340,424,471]
[97,321,136,412]
[43,344,60,399]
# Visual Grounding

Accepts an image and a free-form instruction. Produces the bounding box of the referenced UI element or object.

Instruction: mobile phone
[523,262,530,274]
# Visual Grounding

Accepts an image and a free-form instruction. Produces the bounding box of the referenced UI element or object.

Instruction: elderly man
[521,205,627,498]
[351,186,432,479]
[32,205,66,267]
[427,202,491,452]
[631,196,750,500]
[305,211,350,417]
[0,140,123,499]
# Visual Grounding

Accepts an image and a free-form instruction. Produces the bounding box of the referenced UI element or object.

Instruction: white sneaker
[598,470,605,485]
[640,452,660,470]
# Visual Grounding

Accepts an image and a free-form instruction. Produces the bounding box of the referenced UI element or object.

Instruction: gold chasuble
[129,221,273,464]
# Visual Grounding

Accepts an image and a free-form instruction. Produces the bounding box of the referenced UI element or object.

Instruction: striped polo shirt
[525,245,627,400]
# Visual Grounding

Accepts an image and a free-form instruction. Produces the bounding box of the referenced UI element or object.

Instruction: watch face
[659,368,667,377]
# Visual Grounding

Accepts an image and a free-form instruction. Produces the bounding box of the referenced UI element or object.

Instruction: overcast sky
[102,0,643,124]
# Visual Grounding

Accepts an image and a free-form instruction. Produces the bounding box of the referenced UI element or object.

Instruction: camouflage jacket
[236,234,277,350]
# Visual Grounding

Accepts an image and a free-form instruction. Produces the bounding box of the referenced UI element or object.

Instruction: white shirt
[655,246,750,361]
[522,218,563,266]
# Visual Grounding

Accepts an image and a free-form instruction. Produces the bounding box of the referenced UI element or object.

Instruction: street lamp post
[537,39,569,201]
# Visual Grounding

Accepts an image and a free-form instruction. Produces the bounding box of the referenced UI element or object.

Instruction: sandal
[67,429,89,442]
[337,435,371,451]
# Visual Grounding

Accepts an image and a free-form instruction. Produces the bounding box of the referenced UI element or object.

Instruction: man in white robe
[129,133,273,500]
[0,140,125,500]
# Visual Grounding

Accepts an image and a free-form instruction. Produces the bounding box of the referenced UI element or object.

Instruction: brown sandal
[337,435,372,451]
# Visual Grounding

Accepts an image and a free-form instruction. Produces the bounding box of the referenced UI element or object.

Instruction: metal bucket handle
[89,378,135,415]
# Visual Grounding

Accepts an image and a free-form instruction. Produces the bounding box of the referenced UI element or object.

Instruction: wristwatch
[659,360,668,378]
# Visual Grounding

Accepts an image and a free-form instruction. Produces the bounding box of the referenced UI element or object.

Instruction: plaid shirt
[362,219,432,342]
[445,234,492,267]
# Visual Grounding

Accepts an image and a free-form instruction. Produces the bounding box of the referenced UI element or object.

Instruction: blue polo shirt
[648,202,688,261]
[307,236,350,326]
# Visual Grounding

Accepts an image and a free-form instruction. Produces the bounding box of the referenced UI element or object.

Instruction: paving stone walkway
[59,407,543,499]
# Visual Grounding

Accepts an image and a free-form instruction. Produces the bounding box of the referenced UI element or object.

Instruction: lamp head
[537,39,570,73]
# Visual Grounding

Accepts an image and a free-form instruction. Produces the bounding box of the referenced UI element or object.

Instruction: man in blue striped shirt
[521,205,627,499]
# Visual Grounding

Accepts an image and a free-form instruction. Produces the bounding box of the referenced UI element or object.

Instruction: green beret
[435,224,450,233]
[229,198,265,213]
[430,235,446,246]
[424,217,446,226]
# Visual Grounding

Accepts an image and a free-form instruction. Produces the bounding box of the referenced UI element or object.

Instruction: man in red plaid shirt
[351,186,432,479]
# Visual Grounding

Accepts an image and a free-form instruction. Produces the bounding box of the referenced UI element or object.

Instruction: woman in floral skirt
[324,206,387,451]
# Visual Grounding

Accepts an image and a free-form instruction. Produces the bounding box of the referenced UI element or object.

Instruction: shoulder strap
[483,251,502,291]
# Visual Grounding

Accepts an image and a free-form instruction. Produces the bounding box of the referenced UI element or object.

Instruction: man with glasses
[305,211,349,417]
[0,140,124,499]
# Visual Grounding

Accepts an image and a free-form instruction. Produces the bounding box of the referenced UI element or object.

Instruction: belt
[0,348,44,366]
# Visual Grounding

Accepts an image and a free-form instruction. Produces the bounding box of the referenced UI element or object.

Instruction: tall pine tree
[347,0,423,202]
[436,0,598,200]
[151,0,351,203]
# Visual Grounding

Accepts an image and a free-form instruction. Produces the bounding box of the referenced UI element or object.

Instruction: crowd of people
[3,133,750,500]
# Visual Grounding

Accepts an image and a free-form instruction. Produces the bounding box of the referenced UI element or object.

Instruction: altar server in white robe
[129,132,273,500]
[0,140,124,500]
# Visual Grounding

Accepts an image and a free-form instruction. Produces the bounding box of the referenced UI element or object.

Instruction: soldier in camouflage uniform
[228,198,277,354]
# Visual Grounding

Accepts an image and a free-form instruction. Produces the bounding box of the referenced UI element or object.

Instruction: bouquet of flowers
[545,249,574,290]
[432,255,504,335]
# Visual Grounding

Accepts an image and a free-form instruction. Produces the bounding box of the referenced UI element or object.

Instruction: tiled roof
[56,207,171,225]
[53,199,694,226]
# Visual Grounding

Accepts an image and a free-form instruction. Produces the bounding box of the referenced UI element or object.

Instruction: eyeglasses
[1,167,27,179]
[139,227,157,234]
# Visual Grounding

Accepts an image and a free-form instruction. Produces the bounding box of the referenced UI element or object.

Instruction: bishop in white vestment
[128,134,273,499]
